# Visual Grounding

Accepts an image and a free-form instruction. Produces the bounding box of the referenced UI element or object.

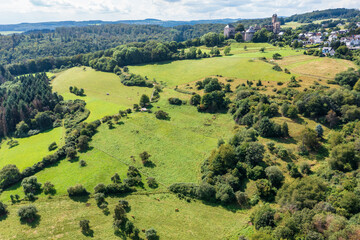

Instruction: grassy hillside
[0,127,64,171]
[1,42,359,240]
[129,44,301,87]
[0,194,249,240]
[52,67,153,121]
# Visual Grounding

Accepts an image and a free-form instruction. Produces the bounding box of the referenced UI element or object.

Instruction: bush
[0,201,8,216]
[272,65,282,71]
[168,97,182,105]
[43,181,55,195]
[299,162,311,174]
[21,176,42,195]
[67,184,89,197]
[18,205,38,222]
[155,110,169,120]
[273,53,282,60]
[0,164,21,189]
[190,94,201,106]
[79,160,87,167]
[79,219,91,234]
[48,142,58,151]
[94,183,107,194]
[250,205,275,230]
[145,228,158,240]
[147,177,158,188]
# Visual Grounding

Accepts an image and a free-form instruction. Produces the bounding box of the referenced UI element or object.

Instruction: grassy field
[0,42,354,239]
[129,45,300,87]
[52,67,153,121]
[0,127,63,171]
[1,87,235,201]
[283,21,308,29]
[0,193,249,240]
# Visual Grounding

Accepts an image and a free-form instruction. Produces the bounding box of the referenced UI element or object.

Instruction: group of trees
[229,88,289,138]
[0,23,224,66]
[0,70,62,138]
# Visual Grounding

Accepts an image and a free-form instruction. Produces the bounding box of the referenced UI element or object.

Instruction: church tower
[272,14,278,25]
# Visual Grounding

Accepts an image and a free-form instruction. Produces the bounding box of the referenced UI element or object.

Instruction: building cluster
[297,29,360,56]
[224,14,281,42]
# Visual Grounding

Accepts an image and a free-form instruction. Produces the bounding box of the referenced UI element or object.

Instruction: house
[328,35,337,42]
[224,24,236,38]
[322,47,335,56]
[244,26,256,41]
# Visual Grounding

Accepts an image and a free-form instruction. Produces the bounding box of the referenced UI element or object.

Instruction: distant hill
[0,18,241,32]
[285,8,360,23]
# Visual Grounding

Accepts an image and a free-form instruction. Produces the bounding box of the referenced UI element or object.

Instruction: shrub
[77,135,90,152]
[94,183,107,194]
[66,147,77,160]
[43,181,55,195]
[250,205,275,230]
[0,164,21,189]
[299,162,311,174]
[168,97,182,105]
[79,219,91,234]
[139,94,150,107]
[272,65,282,71]
[145,228,158,240]
[21,176,42,195]
[111,173,121,184]
[18,205,38,222]
[329,143,359,171]
[48,142,58,151]
[79,160,87,167]
[155,110,169,120]
[0,201,8,216]
[67,184,89,197]
[147,177,158,188]
[273,53,282,60]
[190,94,201,106]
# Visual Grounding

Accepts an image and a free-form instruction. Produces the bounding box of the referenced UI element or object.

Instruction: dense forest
[0,23,224,65]
[285,8,360,23]
[0,66,63,137]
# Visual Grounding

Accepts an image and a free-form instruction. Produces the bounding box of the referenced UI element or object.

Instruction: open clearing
[129,44,302,87]
[0,127,63,171]
[52,67,153,121]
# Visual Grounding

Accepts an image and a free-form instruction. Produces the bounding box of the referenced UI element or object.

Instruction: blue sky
[0,0,359,24]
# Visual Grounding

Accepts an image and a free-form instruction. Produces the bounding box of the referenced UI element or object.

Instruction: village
[224,15,360,56]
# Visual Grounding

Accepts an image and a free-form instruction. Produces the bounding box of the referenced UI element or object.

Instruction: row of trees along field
[6,32,226,76]
[0,23,224,65]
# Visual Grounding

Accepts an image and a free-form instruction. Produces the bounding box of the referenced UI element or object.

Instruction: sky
[0,0,359,24]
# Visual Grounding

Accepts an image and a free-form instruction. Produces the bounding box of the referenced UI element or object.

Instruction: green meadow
[52,67,152,121]
[0,127,63,171]
[0,194,249,240]
[129,44,303,87]
[0,42,356,239]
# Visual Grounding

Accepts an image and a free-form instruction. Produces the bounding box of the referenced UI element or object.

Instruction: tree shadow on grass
[0,214,8,222]
[143,161,156,168]
[68,156,80,163]
[82,229,94,237]
[69,195,90,203]
[20,215,41,228]
[268,136,297,145]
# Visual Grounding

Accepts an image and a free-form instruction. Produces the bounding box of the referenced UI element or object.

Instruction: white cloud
[0,0,359,24]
